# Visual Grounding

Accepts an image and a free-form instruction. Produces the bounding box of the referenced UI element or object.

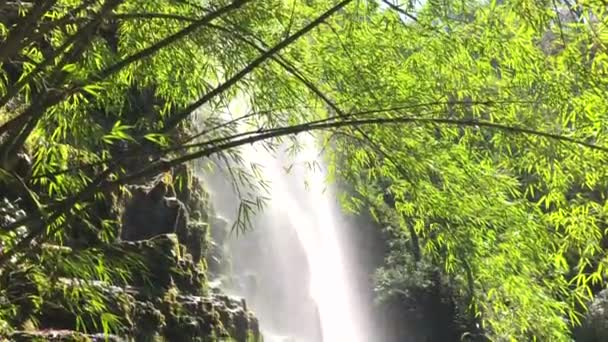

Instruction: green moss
[4,165,259,341]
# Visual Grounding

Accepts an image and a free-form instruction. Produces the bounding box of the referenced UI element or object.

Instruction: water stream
[195,97,372,341]
[202,136,369,341]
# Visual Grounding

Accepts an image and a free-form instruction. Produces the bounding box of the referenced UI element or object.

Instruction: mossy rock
[107,234,205,295]
[159,291,260,342]
[5,233,259,341]
[183,220,209,264]
[172,164,210,223]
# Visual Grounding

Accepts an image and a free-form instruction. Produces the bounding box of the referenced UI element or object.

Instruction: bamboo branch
[0,0,248,139]
[160,0,354,132]
[23,99,597,181]
[2,111,607,264]
[0,0,123,165]
[115,114,608,187]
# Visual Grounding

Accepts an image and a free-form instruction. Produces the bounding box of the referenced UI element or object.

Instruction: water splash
[256,138,364,342]
[198,101,369,341]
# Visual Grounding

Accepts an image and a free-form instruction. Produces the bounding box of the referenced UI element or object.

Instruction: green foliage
[2,0,608,340]
[323,1,608,340]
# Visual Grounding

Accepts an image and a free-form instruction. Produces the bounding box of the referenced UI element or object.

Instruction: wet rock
[575,288,608,341]
[0,266,39,327]
[120,182,188,242]
[206,215,231,275]
[184,221,208,264]
[173,164,210,222]
[119,179,216,271]
[0,152,33,207]
[160,292,259,342]
[213,294,259,342]
[168,166,212,264]
[131,300,165,340]
[33,278,133,334]
[5,237,260,341]
[0,160,262,341]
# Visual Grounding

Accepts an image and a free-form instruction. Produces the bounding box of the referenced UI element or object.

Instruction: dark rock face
[0,151,34,209]
[172,164,211,264]
[374,280,474,342]
[13,152,32,180]
[119,177,209,265]
[338,200,483,342]
[121,182,189,242]
[114,234,205,292]
[575,288,608,341]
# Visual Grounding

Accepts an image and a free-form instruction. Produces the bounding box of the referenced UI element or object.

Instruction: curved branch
[2,111,607,265]
[117,114,608,186]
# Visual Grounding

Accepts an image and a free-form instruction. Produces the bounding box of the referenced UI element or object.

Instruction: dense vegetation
[1,0,608,340]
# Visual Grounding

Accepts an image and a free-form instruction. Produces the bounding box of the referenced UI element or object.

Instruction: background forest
[1,0,608,341]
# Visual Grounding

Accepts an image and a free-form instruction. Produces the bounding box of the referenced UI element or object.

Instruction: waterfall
[201,134,369,341]
[251,138,365,342]
[194,96,373,341]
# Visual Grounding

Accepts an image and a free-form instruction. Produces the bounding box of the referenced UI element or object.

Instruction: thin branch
[381,0,420,22]
[174,101,511,152]
[562,0,583,22]
[30,107,296,180]
[552,0,567,48]
[207,20,341,116]
[26,101,521,180]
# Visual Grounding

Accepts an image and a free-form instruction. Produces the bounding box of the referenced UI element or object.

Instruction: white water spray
[199,102,370,341]
[255,139,363,342]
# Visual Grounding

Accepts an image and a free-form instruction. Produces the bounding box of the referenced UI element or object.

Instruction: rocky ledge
[4,234,260,341]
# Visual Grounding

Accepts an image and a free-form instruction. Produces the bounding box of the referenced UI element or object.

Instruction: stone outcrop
[0,164,261,341]
[120,181,189,242]
[10,330,124,342]
[120,168,211,266]
[575,288,608,341]
[5,234,260,342]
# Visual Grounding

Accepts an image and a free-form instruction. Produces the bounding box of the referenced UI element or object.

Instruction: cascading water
[197,103,371,341]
